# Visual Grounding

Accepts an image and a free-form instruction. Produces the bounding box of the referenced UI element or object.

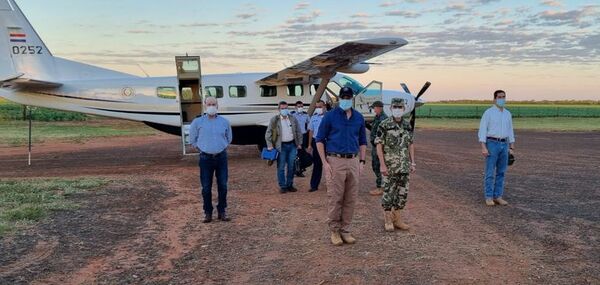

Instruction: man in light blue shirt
[307,100,326,192]
[189,97,233,222]
[478,90,515,206]
[292,100,310,177]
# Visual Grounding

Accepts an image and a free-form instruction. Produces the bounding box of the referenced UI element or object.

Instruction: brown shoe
[485,199,495,206]
[340,231,356,244]
[330,231,343,246]
[383,210,395,232]
[369,188,383,196]
[392,209,410,230]
[494,198,508,206]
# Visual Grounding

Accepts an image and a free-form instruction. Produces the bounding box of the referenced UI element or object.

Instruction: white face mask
[314,108,323,115]
[391,107,405,118]
[206,106,217,115]
[297,107,304,113]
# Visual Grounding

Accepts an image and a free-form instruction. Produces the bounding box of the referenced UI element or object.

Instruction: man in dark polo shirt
[316,87,367,246]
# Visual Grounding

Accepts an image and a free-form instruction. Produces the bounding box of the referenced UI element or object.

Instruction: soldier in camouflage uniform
[369,101,388,196]
[374,98,416,232]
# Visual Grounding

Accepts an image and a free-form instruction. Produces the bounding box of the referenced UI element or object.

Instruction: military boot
[383,210,394,232]
[330,231,343,246]
[392,209,410,230]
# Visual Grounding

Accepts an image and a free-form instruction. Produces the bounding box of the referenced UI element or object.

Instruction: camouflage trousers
[382,173,410,210]
[371,146,383,188]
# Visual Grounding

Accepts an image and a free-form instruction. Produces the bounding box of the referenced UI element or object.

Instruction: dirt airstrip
[0,128,598,284]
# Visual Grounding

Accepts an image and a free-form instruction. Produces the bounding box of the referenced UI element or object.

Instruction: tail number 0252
[12,46,43,55]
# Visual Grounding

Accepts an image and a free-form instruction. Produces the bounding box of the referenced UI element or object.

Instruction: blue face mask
[496,98,506,107]
[339,99,353,111]
[280,109,289,116]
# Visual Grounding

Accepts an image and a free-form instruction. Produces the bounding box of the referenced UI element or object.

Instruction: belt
[201,151,225,157]
[487,137,508,142]
[327,152,357,159]
[282,141,295,144]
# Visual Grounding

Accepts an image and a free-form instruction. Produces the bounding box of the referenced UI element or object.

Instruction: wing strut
[307,74,333,116]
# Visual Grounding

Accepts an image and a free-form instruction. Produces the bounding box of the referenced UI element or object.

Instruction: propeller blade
[410,81,432,131]
[400,83,411,94]
[415,81,431,100]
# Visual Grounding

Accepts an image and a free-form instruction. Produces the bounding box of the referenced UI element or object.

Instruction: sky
[16,0,600,101]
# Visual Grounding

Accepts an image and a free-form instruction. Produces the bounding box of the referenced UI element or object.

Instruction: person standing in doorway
[189,97,233,223]
[265,101,303,193]
[307,100,326,192]
[478,90,515,206]
[316,87,367,246]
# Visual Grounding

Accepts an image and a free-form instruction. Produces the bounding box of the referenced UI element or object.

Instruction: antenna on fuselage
[136,64,150,78]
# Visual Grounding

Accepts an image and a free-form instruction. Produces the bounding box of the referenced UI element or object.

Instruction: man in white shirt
[478,90,515,206]
[265,101,303,193]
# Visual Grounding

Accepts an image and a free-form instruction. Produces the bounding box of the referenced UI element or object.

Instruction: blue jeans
[199,151,228,215]
[277,142,297,189]
[310,139,322,189]
[484,140,509,199]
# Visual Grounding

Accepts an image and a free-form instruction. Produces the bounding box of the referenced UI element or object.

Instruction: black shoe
[287,186,298,192]
[203,215,212,223]
[309,188,318,192]
[295,172,305,177]
[280,188,288,194]
[218,212,231,222]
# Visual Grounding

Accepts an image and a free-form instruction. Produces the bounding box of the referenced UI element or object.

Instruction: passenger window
[260,85,277,97]
[157,87,177,99]
[205,86,224,98]
[287,84,303,96]
[229,86,247,98]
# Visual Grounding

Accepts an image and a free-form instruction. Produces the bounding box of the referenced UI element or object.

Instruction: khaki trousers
[325,156,359,232]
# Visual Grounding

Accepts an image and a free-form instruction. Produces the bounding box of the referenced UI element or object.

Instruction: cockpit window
[339,76,364,94]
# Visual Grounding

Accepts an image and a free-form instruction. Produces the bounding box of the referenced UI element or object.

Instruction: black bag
[295,149,313,170]
[508,153,516,166]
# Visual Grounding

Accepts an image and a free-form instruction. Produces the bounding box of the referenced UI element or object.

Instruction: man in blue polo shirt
[189,97,233,223]
[316,87,367,246]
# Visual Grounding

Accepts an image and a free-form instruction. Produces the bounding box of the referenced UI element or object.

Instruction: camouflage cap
[370,100,384,108]
[391,98,405,106]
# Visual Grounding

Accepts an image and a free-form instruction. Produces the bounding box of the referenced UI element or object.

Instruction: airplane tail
[0,0,57,82]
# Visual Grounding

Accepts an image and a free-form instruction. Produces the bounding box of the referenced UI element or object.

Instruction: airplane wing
[256,37,408,86]
[0,73,63,89]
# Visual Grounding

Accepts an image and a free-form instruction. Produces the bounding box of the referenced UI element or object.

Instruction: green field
[0,178,108,236]
[416,104,600,118]
[0,99,87,121]
[0,121,159,146]
[417,117,600,131]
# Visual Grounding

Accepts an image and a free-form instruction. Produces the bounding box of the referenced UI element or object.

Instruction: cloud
[126,30,154,34]
[444,3,471,12]
[379,1,396,7]
[540,0,561,7]
[580,34,600,50]
[475,0,500,4]
[236,12,257,20]
[385,10,421,18]
[534,6,599,27]
[352,13,372,18]
[294,2,310,10]
[286,10,321,24]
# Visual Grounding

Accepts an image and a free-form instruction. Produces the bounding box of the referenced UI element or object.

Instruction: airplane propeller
[404,81,431,131]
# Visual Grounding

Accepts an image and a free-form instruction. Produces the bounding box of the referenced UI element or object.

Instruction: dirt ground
[0,128,598,284]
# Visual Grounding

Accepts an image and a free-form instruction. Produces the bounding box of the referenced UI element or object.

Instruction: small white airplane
[0,0,429,153]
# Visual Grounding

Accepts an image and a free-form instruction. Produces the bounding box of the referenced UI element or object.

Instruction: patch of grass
[0,99,88,121]
[416,104,600,118]
[417,117,600,131]
[0,121,159,146]
[0,178,108,236]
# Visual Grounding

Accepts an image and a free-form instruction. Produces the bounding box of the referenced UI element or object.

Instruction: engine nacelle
[337,62,370,74]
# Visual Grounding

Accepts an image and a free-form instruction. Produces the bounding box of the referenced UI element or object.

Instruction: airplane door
[354,80,382,121]
[176,56,203,155]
